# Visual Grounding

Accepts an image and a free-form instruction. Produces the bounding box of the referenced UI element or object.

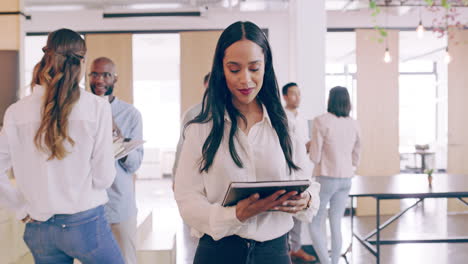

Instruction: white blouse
[309,112,361,178]
[0,85,115,221]
[174,106,320,242]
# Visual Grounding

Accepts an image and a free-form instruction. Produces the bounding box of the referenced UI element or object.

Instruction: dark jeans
[194,233,291,264]
[23,205,124,264]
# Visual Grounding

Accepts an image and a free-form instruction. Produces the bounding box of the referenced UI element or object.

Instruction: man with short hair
[283,82,316,262]
[89,57,144,264]
[172,72,210,180]
[172,72,210,264]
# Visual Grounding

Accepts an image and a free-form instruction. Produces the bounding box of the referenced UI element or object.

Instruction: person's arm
[91,101,116,189]
[174,124,247,241]
[0,108,28,220]
[309,118,324,164]
[290,181,320,222]
[352,122,361,167]
[118,110,143,174]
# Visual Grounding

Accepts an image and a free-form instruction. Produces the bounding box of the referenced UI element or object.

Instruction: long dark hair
[32,28,86,160]
[187,21,299,173]
[327,86,351,117]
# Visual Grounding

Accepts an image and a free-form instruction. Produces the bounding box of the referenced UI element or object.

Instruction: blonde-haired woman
[0,28,124,263]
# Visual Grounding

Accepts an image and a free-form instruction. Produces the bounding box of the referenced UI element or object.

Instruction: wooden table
[346,174,468,264]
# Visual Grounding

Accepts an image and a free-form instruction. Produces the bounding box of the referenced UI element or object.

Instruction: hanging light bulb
[382,6,392,64]
[383,47,392,63]
[416,20,425,38]
[444,47,452,64]
[416,1,425,39]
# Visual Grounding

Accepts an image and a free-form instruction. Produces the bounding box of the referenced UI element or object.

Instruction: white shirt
[285,108,314,176]
[285,108,310,145]
[309,112,361,178]
[0,85,115,221]
[174,105,320,242]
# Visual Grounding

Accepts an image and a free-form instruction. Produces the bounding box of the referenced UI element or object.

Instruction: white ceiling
[22,0,452,62]
[24,0,290,11]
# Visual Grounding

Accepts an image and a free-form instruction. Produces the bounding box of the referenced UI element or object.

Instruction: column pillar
[447,30,468,212]
[355,29,401,215]
[289,0,326,120]
[0,1,28,263]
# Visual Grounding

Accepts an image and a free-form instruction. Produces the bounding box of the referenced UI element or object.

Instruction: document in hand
[221,180,311,207]
[114,138,145,160]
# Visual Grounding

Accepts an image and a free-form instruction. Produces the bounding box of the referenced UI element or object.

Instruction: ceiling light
[444,47,452,64]
[416,21,425,39]
[383,47,392,63]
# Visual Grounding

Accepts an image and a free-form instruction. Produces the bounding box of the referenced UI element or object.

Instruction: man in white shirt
[172,72,210,182]
[282,82,316,262]
[172,72,209,264]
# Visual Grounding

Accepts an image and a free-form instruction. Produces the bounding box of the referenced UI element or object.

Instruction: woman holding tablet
[174,21,320,264]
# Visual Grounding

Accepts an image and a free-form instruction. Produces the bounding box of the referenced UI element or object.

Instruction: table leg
[351,196,354,246]
[421,154,426,173]
[376,198,380,264]
[343,196,354,258]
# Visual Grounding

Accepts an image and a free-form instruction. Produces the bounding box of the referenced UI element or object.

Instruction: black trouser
[194,233,291,264]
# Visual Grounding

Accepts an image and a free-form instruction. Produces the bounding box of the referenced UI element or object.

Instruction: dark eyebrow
[226,60,263,66]
[248,60,262,65]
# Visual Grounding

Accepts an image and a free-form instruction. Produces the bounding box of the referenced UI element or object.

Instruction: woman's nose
[239,69,251,85]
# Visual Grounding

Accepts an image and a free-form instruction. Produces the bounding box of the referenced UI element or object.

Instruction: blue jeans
[309,176,352,264]
[23,205,124,264]
[194,234,291,264]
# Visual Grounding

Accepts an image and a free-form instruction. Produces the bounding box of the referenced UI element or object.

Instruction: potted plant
[425,168,434,188]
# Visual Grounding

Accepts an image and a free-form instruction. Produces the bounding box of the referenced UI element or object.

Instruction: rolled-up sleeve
[0,108,28,220]
[91,101,116,189]
[174,124,245,241]
[118,111,143,174]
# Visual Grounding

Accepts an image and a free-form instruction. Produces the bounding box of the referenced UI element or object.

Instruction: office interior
[0,0,467,263]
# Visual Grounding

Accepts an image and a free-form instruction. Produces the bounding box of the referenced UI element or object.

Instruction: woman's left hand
[272,191,311,214]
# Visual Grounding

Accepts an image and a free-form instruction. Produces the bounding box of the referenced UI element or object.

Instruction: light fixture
[383,6,392,63]
[384,47,392,63]
[444,47,452,64]
[416,21,425,38]
[416,1,425,38]
[103,10,202,18]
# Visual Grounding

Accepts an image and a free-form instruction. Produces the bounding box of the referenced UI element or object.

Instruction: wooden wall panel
[85,34,133,104]
[355,29,401,215]
[447,30,468,212]
[180,31,221,116]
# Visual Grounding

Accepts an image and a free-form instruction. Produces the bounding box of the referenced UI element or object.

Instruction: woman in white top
[174,21,320,264]
[308,86,361,264]
[0,29,124,263]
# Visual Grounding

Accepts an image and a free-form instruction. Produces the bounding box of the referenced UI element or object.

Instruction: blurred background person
[89,57,144,264]
[282,82,316,262]
[308,86,361,264]
[171,72,210,264]
[0,28,123,264]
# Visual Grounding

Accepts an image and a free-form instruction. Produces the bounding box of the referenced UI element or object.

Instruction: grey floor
[136,179,468,264]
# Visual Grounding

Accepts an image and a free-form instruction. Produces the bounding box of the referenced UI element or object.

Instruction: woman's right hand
[235,190,298,222]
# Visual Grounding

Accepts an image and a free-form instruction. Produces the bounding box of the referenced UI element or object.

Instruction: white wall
[24,9,292,87]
